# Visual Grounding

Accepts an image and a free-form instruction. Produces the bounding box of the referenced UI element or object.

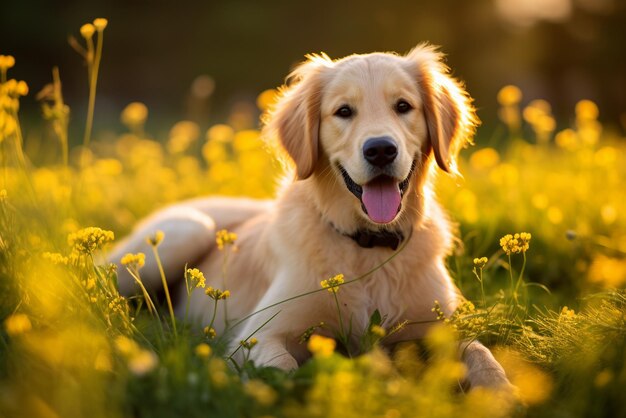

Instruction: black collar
[348,229,404,250]
[331,223,405,250]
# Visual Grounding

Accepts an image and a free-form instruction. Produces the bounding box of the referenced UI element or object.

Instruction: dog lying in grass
[112,43,512,391]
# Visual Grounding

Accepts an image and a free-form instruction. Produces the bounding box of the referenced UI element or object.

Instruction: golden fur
[112,44,511,390]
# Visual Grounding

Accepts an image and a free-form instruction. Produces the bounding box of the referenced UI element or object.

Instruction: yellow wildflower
[68,227,114,255]
[473,257,488,269]
[80,23,95,39]
[216,229,237,250]
[146,230,164,247]
[185,268,206,289]
[120,252,145,270]
[560,306,576,319]
[108,295,128,316]
[195,343,212,358]
[205,287,230,300]
[4,313,32,336]
[240,337,258,350]
[431,300,446,320]
[500,232,531,255]
[370,325,386,338]
[256,89,279,111]
[203,326,217,339]
[93,18,108,31]
[0,55,15,71]
[307,334,336,358]
[320,273,344,293]
[497,85,522,106]
[121,102,148,129]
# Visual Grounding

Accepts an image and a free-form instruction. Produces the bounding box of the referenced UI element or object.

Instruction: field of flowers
[1,19,625,418]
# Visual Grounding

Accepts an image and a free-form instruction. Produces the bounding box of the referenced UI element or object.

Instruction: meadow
[1,19,625,418]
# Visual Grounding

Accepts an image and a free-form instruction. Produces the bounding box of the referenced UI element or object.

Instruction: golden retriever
[112,43,511,390]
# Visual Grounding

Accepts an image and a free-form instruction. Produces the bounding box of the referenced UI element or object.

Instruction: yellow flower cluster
[447,301,486,335]
[240,337,258,350]
[433,300,487,336]
[473,257,488,269]
[68,227,115,255]
[120,252,145,270]
[43,251,70,266]
[500,232,531,255]
[215,229,237,250]
[307,334,336,358]
[560,306,576,319]
[431,300,446,320]
[203,326,217,339]
[320,273,345,294]
[1,70,29,142]
[107,295,128,316]
[185,268,206,289]
[114,335,157,376]
[4,313,32,336]
[205,287,230,300]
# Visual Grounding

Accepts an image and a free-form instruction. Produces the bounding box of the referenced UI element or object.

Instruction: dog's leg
[460,340,514,391]
[110,204,216,296]
[231,270,322,370]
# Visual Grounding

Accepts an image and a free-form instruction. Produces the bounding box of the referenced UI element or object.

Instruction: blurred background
[1,0,625,143]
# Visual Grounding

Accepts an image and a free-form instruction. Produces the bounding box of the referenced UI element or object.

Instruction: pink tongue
[361,177,401,223]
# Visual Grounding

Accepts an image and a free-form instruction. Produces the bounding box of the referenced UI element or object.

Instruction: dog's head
[266,44,478,227]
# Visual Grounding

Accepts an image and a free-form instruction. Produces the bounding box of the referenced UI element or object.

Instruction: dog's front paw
[462,341,517,395]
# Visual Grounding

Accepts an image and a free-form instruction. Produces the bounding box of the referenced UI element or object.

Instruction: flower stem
[82,28,103,149]
[333,292,350,356]
[151,245,177,339]
[514,252,527,303]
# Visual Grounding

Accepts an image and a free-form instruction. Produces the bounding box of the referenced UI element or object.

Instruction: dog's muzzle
[339,160,416,224]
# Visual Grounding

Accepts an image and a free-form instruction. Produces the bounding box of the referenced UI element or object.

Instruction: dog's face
[318,54,427,224]
[267,44,477,227]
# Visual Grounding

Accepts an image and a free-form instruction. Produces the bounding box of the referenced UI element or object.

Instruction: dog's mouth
[339,160,416,224]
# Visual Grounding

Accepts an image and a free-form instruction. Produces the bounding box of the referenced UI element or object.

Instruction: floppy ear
[264,56,329,179]
[406,44,479,174]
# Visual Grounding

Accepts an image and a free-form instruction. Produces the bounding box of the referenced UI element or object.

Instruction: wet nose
[363,136,398,167]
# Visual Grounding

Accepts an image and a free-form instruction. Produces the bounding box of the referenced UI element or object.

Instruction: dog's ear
[265,56,330,179]
[406,44,479,174]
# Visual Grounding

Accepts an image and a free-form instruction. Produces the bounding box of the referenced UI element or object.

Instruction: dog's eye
[395,99,413,114]
[334,105,354,119]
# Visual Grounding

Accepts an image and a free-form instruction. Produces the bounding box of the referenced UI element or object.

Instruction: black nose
[363,136,398,167]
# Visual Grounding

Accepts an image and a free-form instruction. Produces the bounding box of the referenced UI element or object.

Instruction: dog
[112,43,511,390]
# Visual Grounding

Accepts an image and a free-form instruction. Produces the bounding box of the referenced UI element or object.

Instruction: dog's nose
[363,136,398,167]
